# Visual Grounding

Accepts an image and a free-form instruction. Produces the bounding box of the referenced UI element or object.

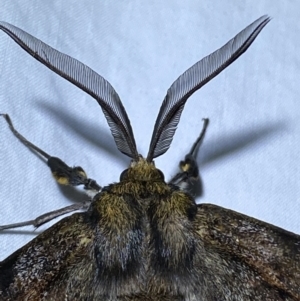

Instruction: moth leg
[169,118,209,191]
[0,200,91,231]
[1,114,101,196]
[0,113,100,230]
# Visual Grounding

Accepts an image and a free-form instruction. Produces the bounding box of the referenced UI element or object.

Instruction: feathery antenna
[147,15,270,161]
[0,22,139,160]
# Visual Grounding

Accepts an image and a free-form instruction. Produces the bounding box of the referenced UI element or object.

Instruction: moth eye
[120,169,129,181]
[157,169,165,181]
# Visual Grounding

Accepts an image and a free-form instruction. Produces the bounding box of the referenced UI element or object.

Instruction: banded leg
[0,113,101,230]
[169,118,209,191]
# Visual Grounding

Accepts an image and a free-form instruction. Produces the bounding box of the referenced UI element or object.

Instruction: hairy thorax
[86,158,198,297]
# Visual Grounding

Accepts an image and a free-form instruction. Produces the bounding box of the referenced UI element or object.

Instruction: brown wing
[0,212,98,301]
[194,203,300,300]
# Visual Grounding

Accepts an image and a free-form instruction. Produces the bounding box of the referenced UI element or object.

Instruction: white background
[0,1,299,260]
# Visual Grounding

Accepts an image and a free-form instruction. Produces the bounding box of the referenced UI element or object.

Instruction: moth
[0,15,299,301]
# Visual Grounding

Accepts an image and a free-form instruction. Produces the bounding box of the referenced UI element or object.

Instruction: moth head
[0,16,270,166]
[120,157,164,182]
